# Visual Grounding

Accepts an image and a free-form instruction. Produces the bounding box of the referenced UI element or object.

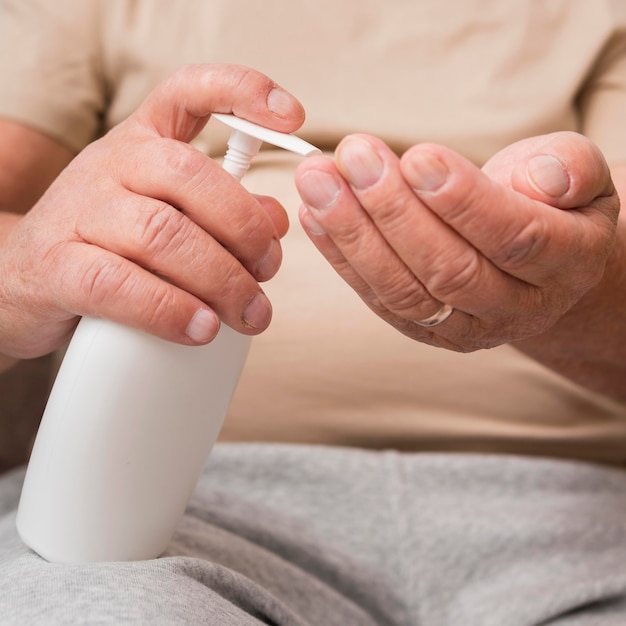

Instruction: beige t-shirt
[1,0,626,464]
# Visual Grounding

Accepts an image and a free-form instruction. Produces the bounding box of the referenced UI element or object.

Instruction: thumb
[483,131,615,210]
[130,63,305,143]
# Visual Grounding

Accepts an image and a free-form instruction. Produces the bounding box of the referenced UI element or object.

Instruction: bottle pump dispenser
[16,115,320,563]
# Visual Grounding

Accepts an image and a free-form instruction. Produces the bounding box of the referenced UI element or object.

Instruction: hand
[0,64,304,359]
[295,131,619,352]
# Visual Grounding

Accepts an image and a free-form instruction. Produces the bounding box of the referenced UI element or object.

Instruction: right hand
[0,64,305,358]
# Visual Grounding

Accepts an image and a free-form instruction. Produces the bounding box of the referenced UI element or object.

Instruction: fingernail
[242,292,272,329]
[255,238,282,281]
[404,151,449,192]
[186,309,219,343]
[299,205,326,235]
[337,137,384,190]
[298,170,340,211]
[267,87,295,118]
[526,155,570,197]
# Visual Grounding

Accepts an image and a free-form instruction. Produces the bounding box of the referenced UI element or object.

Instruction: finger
[62,243,272,341]
[297,151,512,326]
[400,143,615,291]
[72,187,274,335]
[334,135,498,318]
[106,137,283,282]
[40,242,223,346]
[296,199,448,344]
[296,154,438,319]
[295,155,391,303]
[295,155,378,293]
[482,131,617,210]
[128,64,305,143]
[254,194,290,239]
[328,137,534,322]
[0,227,222,356]
[297,198,380,307]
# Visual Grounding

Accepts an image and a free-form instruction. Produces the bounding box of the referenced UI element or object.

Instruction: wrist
[514,220,626,395]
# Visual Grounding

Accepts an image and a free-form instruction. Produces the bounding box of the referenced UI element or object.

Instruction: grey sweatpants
[2,444,626,625]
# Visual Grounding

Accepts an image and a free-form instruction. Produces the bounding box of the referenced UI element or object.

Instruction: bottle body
[16,316,250,563]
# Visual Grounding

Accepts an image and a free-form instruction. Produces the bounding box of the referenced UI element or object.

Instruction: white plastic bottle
[16,115,320,563]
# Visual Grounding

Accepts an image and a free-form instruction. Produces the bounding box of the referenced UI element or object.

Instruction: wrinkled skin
[296,132,626,399]
[296,132,618,350]
[0,64,304,358]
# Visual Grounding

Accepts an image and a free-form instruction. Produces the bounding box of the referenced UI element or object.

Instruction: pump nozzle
[213,113,321,182]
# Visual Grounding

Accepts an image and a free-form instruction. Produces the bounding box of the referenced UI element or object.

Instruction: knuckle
[77,256,133,308]
[378,271,430,316]
[369,194,411,233]
[78,254,181,330]
[162,142,209,189]
[135,202,191,260]
[232,204,270,242]
[211,259,250,307]
[231,65,275,102]
[145,284,179,328]
[492,218,550,270]
[230,65,258,91]
[196,63,273,109]
[332,222,370,254]
[427,250,484,300]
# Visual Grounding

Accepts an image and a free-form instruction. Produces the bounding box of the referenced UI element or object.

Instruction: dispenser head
[213,113,321,157]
